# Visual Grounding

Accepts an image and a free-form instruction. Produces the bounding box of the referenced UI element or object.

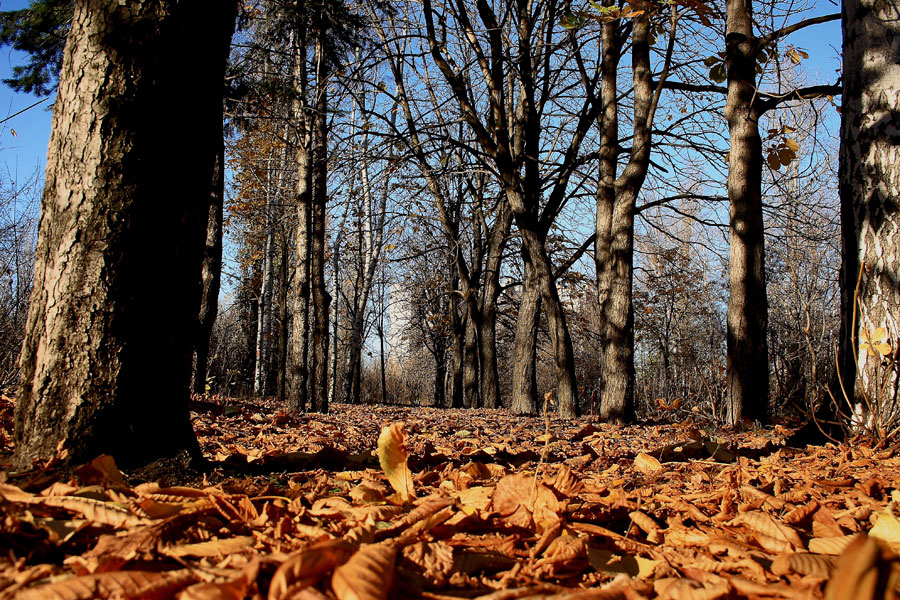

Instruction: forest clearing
[2,395,900,599]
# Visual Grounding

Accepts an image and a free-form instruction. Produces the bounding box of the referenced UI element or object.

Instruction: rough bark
[288,12,311,413]
[724,0,769,425]
[193,147,225,396]
[594,10,674,423]
[838,0,900,432]
[448,271,465,409]
[463,310,480,408]
[14,0,236,469]
[309,29,331,413]
[478,201,512,409]
[511,253,540,415]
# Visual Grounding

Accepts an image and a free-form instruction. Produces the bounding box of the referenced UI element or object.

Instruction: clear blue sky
[0,0,53,180]
[0,0,842,184]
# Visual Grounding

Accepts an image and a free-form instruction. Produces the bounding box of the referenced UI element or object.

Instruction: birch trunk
[839,0,900,431]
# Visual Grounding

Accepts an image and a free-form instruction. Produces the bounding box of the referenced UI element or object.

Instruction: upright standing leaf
[377,422,415,502]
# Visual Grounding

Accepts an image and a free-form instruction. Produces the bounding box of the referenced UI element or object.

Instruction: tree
[14,0,237,468]
[838,0,900,437]
[587,2,678,423]
[0,0,71,96]
[721,1,839,426]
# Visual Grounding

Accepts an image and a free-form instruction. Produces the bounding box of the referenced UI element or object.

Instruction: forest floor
[0,393,899,599]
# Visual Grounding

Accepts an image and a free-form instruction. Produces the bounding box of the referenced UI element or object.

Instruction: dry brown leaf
[164,536,256,558]
[825,534,898,600]
[653,577,730,600]
[331,542,397,600]
[736,511,804,549]
[269,539,355,600]
[74,455,129,489]
[770,552,833,578]
[376,422,415,503]
[456,485,493,512]
[634,452,663,475]
[809,534,859,555]
[491,473,560,532]
[14,569,198,600]
[402,541,455,581]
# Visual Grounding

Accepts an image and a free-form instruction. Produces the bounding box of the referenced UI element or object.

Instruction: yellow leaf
[377,422,415,503]
[869,508,900,548]
[784,138,799,152]
[634,452,663,475]
[875,342,892,356]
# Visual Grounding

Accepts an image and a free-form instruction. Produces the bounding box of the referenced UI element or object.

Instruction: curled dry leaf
[634,452,663,475]
[377,422,415,503]
[809,534,859,555]
[269,539,355,600]
[824,534,898,600]
[491,473,560,532]
[14,569,199,600]
[164,536,256,559]
[736,511,804,549]
[770,552,833,578]
[331,542,397,600]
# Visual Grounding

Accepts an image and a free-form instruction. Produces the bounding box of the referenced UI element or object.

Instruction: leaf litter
[1,394,900,599]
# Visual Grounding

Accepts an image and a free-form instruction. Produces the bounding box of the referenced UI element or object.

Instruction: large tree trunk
[839,0,900,432]
[309,30,331,413]
[724,0,769,426]
[14,0,235,469]
[594,12,671,424]
[478,202,512,410]
[595,11,628,423]
[517,218,579,418]
[511,253,540,415]
[288,13,311,413]
[193,146,225,395]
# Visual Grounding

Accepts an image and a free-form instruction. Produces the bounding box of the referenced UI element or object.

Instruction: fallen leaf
[377,422,415,503]
[331,542,397,600]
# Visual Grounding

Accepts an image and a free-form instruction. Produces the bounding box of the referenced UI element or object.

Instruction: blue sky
[0,0,53,180]
[0,0,843,186]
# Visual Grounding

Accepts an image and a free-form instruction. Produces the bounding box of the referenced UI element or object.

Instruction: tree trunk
[276,234,290,403]
[478,202,512,409]
[513,210,579,418]
[193,146,225,395]
[434,346,447,408]
[448,271,465,409]
[309,30,331,413]
[288,12,311,413]
[839,0,900,432]
[724,0,769,426]
[463,310,479,408]
[14,0,236,469]
[511,253,540,415]
[254,179,277,397]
